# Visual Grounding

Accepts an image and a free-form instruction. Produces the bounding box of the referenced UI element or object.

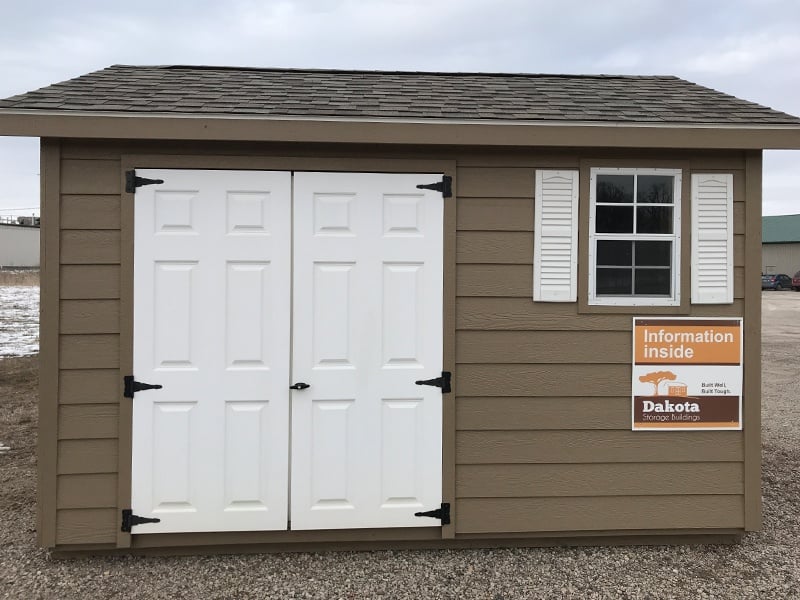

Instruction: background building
[762,214,800,275]
[0,217,40,268]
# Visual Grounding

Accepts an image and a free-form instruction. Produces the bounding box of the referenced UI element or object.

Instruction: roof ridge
[111,64,678,80]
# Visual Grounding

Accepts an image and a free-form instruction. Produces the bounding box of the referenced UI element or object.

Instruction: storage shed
[1,66,799,555]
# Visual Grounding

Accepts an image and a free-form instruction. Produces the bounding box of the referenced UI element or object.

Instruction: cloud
[0,0,799,213]
[0,138,39,214]
[683,32,800,75]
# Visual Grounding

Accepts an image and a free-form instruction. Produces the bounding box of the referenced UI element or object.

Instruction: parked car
[762,273,792,290]
[793,271,800,291]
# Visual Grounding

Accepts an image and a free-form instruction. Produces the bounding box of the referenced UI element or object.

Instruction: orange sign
[632,318,743,431]
[633,319,741,365]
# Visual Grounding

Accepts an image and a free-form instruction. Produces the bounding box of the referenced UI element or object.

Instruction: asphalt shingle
[1,64,798,125]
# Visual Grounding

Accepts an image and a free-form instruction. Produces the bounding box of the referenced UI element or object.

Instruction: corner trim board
[37,139,61,548]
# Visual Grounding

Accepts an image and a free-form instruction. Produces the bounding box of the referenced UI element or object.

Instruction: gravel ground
[1,292,799,599]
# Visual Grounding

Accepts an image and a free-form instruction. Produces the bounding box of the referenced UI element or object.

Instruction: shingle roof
[763,214,800,243]
[2,65,799,125]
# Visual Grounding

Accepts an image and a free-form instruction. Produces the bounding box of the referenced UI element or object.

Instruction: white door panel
[132,169,292,533]
[291,172,444,530]
[131,169,444,534]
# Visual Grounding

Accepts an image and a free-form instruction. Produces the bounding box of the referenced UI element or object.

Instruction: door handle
[290,382,311,390]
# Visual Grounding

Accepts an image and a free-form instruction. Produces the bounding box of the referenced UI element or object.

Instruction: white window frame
[588,167,682,306]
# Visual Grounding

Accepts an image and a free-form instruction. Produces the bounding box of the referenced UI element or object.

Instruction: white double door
[131,169,444,533]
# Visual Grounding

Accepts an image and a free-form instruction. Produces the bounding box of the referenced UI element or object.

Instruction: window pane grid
[589,169,681,306]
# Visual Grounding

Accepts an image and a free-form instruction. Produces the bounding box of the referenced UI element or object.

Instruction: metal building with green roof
[762,214,800,275]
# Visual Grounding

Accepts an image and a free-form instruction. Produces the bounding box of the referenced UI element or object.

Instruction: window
[589,168,681,306]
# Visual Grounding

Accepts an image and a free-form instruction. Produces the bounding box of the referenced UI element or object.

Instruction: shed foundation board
[51,530,744,557]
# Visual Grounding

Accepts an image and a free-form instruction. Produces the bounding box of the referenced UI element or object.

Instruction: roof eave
[1,109,800,149]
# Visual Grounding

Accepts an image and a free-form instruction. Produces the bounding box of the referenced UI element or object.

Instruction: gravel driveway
[1,292,798,599]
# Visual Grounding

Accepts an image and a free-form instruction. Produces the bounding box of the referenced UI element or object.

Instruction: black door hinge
[125,170,164,194]
[121,509,161,532]
[415,371,451,393]
[416,175,452,198]
[414,503,450,525]
[123,375,163,398]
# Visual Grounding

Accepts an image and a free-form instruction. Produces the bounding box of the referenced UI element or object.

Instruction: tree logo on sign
[639,371,677,396]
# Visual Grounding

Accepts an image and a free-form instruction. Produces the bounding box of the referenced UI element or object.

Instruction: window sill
[589,297,680,308]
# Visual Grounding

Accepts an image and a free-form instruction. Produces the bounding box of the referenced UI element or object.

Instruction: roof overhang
[2,109,800,149]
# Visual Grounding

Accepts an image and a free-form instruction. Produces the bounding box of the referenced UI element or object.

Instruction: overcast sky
[1,0,798,217]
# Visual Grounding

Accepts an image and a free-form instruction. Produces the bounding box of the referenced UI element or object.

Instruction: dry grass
[0,356,38,448]
[0,270,39,286]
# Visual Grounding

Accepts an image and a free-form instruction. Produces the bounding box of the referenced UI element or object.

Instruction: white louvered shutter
[691,173,734,304]
[534,170,579,302]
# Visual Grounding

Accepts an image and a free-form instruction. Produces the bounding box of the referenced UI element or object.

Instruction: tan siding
[458,364,630,397]
[456,397,630,430]
[684,301,745,316]
[456,168,534,198]
[57,474,118,509]
[58,405,119,440]
[55,153,123,545]
[456,331,630,364]
[456,496,744,534]
[60,370,120,404]
[44,147,751,550]
[734,201,745,234]
[456,463,744,497]
[60,300,120,334]
[61,159,121,195]
[457,298,627,330]
[59,334,120,369]
[60,230,121,264]
[734,266,745,299]
[450,149,580,169]
[55,147,121,544]
[457,197,533,231]
[56,508,118,544]
[734,234,745,267]
[60,265,121,299]
[457,265,531,297]
[456,232,532,264]
[61,195,121,229]
[58,439,119,474]
[456,431,743,464]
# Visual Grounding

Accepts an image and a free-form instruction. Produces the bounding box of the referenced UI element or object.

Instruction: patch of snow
[0,286,39,357]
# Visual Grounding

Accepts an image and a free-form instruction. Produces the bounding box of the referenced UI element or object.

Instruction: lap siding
[456,431,743,464]
[56,508,118,545]
[456,496,745,534]
[57,474,118,509]
[56,155,122,546]
[456,463,744,497]
[454,164,746,535]
[46,151,750,548]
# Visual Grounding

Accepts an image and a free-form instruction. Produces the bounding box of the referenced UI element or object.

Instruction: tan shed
[2,66,799,555]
